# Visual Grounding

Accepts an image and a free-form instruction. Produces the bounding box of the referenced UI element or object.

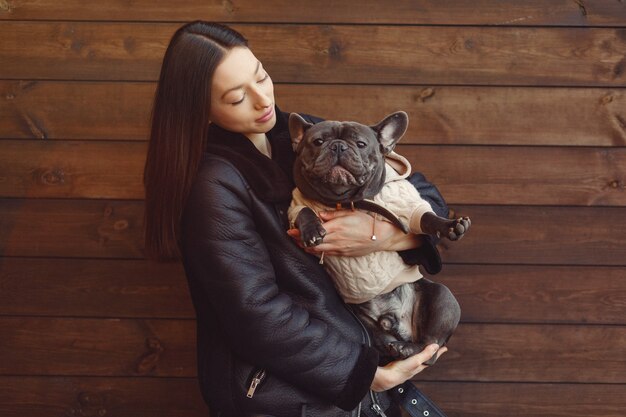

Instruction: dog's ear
[289,113,314,152]
[370,111,408,155]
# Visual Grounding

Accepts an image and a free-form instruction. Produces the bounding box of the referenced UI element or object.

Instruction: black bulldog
[289,111,470,364]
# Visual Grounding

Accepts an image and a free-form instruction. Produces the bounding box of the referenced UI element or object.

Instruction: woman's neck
[246,133,272,158]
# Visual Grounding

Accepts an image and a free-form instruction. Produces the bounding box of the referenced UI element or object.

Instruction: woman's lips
[256,106,274,123]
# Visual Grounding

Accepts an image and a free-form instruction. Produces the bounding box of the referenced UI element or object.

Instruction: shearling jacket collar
[205,106,295,204]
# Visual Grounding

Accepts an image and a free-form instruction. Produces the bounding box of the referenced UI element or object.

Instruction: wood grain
[439,264,626,325]
[0,258,193,318]
[442,205,626,266]
[0,140,146,199]
[1,2,623,416]
[2,23,625,85]
[2,260,624,326]
[2,201,625,264]
[0,317,196,377]
[413,381,626,417]
[1,317,624,383]
[278,85,626,147]
[401,145,626,206]
[0,80,153,140]
[1,140,625,205]
[1,377,624,417]
[3,81,626,146]
[1,0,625,25]
[0,199,145,259]
[426,323,626,383]
[0,376,208,417]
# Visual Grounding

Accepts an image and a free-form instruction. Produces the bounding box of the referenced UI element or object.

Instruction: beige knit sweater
[289,152,434,303]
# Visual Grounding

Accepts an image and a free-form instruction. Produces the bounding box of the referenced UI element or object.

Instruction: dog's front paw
[447,216,471,241]
[300,223,327,247]
[295,207,327,247]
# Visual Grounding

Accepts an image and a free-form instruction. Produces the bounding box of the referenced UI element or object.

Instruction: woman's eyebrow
[221,61,261,99]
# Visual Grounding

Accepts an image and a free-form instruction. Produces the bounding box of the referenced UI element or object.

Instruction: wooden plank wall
[1,1,625,416]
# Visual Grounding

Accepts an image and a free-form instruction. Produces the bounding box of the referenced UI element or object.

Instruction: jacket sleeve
[397,171,449,274]
[180,158,378,410]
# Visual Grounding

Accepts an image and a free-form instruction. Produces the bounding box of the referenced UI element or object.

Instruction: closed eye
[231,95,245,105]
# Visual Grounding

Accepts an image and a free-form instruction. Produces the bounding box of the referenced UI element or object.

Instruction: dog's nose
[330,141,348,153]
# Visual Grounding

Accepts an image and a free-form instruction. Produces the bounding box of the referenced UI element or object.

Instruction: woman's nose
[251,84,272,109]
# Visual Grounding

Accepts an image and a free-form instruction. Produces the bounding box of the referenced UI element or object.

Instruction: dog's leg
[414,278,461,365]
[294,207,327,247]
[386,279,461,364]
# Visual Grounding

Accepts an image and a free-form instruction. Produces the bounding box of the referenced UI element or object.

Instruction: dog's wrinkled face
[358,283,419,348]
[289,112,408,205]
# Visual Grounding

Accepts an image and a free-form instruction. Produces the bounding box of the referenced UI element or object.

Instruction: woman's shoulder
[183,153,252,221]
[193,152,250,191]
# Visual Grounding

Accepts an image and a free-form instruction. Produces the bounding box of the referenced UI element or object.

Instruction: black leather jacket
[180,108,448,417]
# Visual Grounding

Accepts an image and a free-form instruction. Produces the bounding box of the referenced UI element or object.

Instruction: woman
[144,21,448,417]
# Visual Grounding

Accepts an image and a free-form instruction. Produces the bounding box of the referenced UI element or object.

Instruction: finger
[286,230,305,248]
[433,346,448,362]
[306,243,343,255]
[318,210,352,220]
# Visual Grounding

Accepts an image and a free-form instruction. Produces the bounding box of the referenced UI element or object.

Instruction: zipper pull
[371,403,388,417]
[246,370,265,398]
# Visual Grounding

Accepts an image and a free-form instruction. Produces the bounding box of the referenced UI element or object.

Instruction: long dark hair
[143,21,248,261]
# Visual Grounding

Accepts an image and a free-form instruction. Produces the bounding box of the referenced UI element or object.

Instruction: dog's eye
[313,139,324,146]
[356,141,367,148]
[379,314,396,331]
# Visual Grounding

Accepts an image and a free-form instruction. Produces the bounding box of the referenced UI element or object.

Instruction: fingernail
[430,344,440,352]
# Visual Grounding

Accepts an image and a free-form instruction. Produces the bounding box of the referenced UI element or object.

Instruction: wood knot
[416,87,435,102]
[321,38,344,60]
[123,37,136,53]
[222,0,235,14]
[608,180,622,189]
[147,337,164,351]
[573,0,587,16]
[328,40,342,57]
[600,94,614,105]
[65,391,107,417]
[38,168,66,185]
[113,219,128,231]
[0,0,12,12]
[136,336,164,374]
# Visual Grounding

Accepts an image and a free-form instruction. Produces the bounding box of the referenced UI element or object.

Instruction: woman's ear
[370,111,409,154]
[289,113,313,152]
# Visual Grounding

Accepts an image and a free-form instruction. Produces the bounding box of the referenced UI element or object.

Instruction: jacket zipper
[246,369,266,398]
[345,305,388,417]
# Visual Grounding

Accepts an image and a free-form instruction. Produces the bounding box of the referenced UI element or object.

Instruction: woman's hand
[287,210,422,257]
[371,344,447,392]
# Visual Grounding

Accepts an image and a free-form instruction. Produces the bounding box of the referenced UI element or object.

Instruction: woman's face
[209,46,276,138]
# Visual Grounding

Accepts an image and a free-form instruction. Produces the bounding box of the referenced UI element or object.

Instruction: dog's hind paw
[386,341,422,359]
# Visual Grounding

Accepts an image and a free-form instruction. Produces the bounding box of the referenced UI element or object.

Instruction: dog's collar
[331,200,409,234]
